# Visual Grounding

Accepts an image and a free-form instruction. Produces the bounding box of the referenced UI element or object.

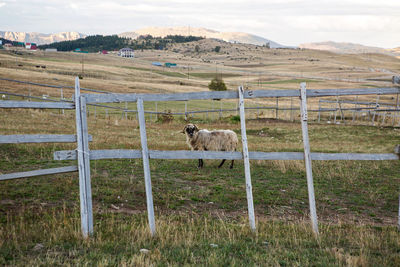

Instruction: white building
[118,48,134,58]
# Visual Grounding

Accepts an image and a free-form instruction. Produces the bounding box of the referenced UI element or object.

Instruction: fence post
[238,86,256,231]
[125,102,128,120]
[290,97,294,122]
[219,100,222,120]
[299,82,319,235]
[60,87,64,115]
[371,95,380,126]
[155,102,158,121]
[74,77,94,238]
[318,100,321,123]
[185,101,188,121]
[334,96,338,124]
[276,97,279,120]
[137,98,156,236]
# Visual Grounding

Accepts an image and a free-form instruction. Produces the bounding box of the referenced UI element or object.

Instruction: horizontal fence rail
[54,149,400,161]
[84,87,400,103]
[0,77,110,94]
[0,166,78,181]
[0,134,92,144]
[0,100,75,109]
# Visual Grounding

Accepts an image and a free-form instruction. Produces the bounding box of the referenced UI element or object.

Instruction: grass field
[1,42,400,265]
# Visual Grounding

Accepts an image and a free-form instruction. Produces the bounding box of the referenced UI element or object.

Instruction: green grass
[1,111,400,265]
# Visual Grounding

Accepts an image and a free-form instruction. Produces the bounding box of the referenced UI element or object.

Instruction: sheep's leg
[198,159,204,168]
[218,159,226,168]
[229,160,234,169]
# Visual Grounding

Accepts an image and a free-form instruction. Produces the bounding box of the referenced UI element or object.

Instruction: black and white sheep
[182,123,238,169]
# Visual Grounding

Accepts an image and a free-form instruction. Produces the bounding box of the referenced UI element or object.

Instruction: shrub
[208,77,227,91]
[157,110,174,123]
[230,115,240,123]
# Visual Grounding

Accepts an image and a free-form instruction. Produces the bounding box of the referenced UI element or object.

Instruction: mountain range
[0,31,86,45]
[1,27,398,56]
[299,41,399,56]
[119,26,285,48]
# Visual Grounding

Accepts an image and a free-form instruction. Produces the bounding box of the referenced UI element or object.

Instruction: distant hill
[38,34,204,52]
[0,31,86,45]
[299,41,399,56]
[119,26,288,48]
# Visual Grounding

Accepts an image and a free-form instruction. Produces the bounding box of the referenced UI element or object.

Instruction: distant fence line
[1,76,400,238]
[3,87,400,126]
[0,77,110,94]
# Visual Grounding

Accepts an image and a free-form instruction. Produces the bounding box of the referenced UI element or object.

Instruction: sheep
[182,123,238,169]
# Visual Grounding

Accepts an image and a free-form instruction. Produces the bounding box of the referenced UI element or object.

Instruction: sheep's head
[182,123,199,138]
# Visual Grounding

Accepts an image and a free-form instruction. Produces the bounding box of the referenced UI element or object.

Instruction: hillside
[38,34,204,52]
[0,31,86,45]
[119,26,287,48]
[299,41,400,57]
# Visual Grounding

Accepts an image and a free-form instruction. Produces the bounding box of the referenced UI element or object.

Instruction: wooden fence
[3,77,400,125]
[1,76,400,237]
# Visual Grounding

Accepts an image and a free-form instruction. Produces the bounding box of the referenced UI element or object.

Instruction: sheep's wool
[187,129,238,152]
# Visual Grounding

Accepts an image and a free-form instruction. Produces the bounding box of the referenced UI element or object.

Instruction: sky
[0,0,399,48]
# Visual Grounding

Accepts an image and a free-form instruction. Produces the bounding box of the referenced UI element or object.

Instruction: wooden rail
[2,75,400,238]
[0,101,74,109]
[83,87,400,103]
[0,134,92,143]
[0,166,78,181]
[54,149,400,161]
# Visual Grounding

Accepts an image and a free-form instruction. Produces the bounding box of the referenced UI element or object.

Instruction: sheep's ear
[181,125,187,134]
[193,124,199,131]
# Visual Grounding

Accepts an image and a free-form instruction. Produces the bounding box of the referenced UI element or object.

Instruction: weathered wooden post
[334,96,338,124]
[74,77,94,238]
[125,102,128,120]
[371,95,380,126]
[238,86,256,231]
[318,100,321,123]
[394,77,400,126]
[60,87,64,115]
[290,97,294,122]
[219,100,222,120]
[155,102,158,121]
[185,101,188,121]
[299,82,319,235]
[137,98,156,236]
[395,144,400,231]
[276,97,279,120]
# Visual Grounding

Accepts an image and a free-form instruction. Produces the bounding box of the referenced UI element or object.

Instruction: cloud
[0,0,399,47]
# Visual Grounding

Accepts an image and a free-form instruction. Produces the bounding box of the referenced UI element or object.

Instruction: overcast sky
[0,0,399,48]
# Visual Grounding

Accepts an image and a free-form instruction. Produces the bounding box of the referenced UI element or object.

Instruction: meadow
[1,41,400,265]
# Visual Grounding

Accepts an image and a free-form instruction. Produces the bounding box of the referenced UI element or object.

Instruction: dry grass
[1,43,400,265]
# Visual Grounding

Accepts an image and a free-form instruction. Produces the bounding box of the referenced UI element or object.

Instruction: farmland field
[1,41,400,265]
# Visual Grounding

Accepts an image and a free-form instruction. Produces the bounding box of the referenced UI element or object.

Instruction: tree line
[38,35,204,52]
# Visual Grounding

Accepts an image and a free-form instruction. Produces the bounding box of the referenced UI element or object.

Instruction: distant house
[4,43,12,49]
[45,48,57,52]
[152,62,162,67]
[101,50,108,54]
[118,48,134,58]
[25,43,37,50]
